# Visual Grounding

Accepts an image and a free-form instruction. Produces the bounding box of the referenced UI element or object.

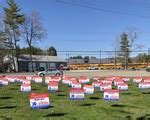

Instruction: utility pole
[66,53,70,66]
[99,50,101,69]
[46,47,48,69]
[125,50,127,70]
[148,48,150,66]
[114,50,117,69]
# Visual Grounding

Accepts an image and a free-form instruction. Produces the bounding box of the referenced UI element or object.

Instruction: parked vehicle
[37,68,63,77]
[146,66,150,72]
[62,66,70,71]
[87,67,99,70]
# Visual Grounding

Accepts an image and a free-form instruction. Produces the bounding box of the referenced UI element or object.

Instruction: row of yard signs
[1,75,150,109]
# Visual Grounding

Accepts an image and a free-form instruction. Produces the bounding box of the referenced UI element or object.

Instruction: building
[12,55,66,72]
[3,54,66,72]
[68,58,111,64]
[68,59,84,64]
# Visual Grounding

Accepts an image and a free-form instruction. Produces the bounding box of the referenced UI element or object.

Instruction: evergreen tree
[20,46,44,55]
[3,0,25,71]
[119,32,130,69]
[47,46,57,56]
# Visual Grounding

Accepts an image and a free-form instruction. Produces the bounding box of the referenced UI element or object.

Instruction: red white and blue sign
[32,76,43,83]
[29,93,50,109]
[16,76,26,83]
[102,80,112,84]
[0,78,8,86]
[92,81,102,88]
[114,79,124,86]
[69,88,84,100]
[133,76,142,83]
[22,79,31,84]
[62,77,72,85]
[62,79,70,85]
[79,76,90,84]
[139,82,150,89]
[143,77,150,83]
[20,84,31,92]
[45,76,61,84]
[26,76,32,81]
[48,81,58,91]
[122,77,130,82]
[6,76,17,83]
[105,76,115,81]
[45,76,52,84]
[103,89,119,100]
[83,85,94,94]
[100,83,112,92]
[71,82,81,89]
[117,83,128,90]
[93,76,100,81]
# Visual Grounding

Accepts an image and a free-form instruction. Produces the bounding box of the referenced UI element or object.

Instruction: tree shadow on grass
[111,104,138,109]
[121,92,132,95]
[32,88,40,91]
[141,92,150,94]
[57,94,66,96]
[57,90,65,93]
[111,104,126,108]
[0,97,12,100]
[136,114,150,120]
[44,113,67,117]
[0,106,16,109]
[9,88,18,90]
[113,109,132,114]
[79,103,95,106]
[89,97,101,100]
[125,115,132,120]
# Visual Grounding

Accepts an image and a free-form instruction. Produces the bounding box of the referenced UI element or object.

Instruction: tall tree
[0,31,8,72]
[118,27,141,69]
[47,46,57,56]
[22,11,46,72]
[0,31,7,47]
[118,32,130,69]
[3,0,25,71]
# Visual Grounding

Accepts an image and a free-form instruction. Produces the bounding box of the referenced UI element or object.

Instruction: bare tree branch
[21,11,47,71]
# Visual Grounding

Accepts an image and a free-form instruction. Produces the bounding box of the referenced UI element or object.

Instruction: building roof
[18,55,66,62]
[68,59,84,64]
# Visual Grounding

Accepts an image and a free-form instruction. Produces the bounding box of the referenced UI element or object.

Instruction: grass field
[0,79,150,120]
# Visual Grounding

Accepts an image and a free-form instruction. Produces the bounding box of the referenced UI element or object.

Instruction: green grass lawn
[0,80,150,120]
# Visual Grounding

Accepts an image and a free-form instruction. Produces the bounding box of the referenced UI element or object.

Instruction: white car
[37,68,63,77]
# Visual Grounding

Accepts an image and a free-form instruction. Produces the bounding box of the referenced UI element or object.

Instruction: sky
[0,0,150,55]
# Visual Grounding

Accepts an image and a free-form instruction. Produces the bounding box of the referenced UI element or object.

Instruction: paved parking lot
[0,70,150,77]
[64,70,150,77]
